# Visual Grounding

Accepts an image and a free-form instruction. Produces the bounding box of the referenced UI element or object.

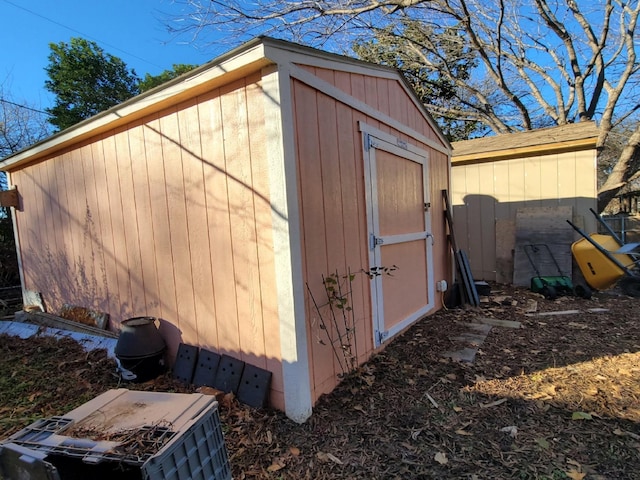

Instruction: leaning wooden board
[443,189,479,306]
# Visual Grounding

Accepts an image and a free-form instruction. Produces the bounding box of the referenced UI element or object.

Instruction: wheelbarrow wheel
[541,285,557,300]
[573,284,592,300]
[619,276,640,298]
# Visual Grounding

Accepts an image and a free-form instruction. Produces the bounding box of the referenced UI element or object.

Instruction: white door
[362,125,435,347]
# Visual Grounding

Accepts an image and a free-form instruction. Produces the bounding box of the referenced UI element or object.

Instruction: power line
[0,98,52,116]
[1,0,165,70]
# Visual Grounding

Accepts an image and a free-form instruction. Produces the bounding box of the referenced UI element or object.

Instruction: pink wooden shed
[0,38,452,422]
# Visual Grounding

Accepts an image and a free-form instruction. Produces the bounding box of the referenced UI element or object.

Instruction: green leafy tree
[139,64,199,92]
[353,20,483,141]
[44,37,140,131]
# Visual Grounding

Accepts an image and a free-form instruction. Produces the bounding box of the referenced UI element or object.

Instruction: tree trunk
[598,123,640,212]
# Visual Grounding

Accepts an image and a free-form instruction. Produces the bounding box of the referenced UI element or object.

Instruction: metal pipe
[590,208,623,244]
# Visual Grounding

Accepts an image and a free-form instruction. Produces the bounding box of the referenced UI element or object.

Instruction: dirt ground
[0,284,639,479]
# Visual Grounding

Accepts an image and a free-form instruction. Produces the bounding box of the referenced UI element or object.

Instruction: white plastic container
[0,389,231,480]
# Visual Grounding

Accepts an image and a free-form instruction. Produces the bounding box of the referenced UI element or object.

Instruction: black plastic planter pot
[115,317,167,382]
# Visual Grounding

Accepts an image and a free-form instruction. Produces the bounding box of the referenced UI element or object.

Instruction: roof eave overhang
[1,40,272,171]
[2,36,452,170]
[452,137,598,165]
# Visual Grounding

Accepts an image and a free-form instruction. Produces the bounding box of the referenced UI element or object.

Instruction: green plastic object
[530,275,574,299]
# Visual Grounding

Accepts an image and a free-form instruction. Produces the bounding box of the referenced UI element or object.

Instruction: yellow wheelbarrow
[567,209,640,297]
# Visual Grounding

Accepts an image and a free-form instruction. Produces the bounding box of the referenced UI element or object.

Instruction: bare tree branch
[171,0,640,211]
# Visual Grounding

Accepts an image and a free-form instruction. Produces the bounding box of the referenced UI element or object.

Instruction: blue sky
[1,0,236,112]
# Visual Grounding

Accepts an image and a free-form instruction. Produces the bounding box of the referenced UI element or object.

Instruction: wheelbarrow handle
[589,208,624,245]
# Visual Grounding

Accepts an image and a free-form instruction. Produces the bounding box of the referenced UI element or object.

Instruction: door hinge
[378,330,389,344]
[364,134,379,151]
[426,232,434,245]
[370,234,384,249]
[364,134,375,151]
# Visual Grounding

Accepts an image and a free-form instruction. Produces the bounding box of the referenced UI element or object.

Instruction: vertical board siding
[292,80,336,397]
[145,116,180,330]
[11,74,283,407]
[336,102,370,366]
[102,133,131,318]
[431,150,452,287]
[11,58,450,414]
[220,77,266,368]
[198,91,240,355]
[129,121,158,318]
[159,111,197,346]
[246,76,282,383]
[293,69,450,402]
[91,139,117,316]
[177,99,217,358]
[452,150,597,281]
[116,127,147,317]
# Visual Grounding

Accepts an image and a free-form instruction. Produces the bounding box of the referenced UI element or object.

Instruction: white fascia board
[1,42,270,170]
[262,65,313,423]
[288,62,450,156]
[263,40,400,80]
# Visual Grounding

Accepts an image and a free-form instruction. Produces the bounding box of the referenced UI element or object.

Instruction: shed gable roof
[452,121,600,164]
[1,37,448,171]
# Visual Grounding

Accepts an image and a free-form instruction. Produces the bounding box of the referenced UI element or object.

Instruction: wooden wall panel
[102,134,131,319]
[18,166,36,291]
[574,151,598,223]
[176,100,216,358]
[116,128,147,317]
[89,141,115,316]
[55,153,77,301]
[67,145,93,305]
[82,141,109,316]
[337,103,372,364]
[11,169,34,291]
[493,161,511,218]
[293,66,451,402]
[198,92,240,355]
[13,75,282,386]
[246,76,281,380]
[452,149,598,282]
[142,117,178,330]
[128,123,157,318]
[159,110,198,345]
[293,80,336,398]
[34,162,56,259]
[375,78,390,119]
[364,75,379,112]
[220,78,265,367]
[523,157,542,204]
[318,89,350,385]
[539,156,559,201]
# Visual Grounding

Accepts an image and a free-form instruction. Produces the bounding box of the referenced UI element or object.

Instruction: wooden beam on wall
[0,188,19,208]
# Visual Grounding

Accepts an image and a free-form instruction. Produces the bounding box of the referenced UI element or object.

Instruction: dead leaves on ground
[2,286,640,479]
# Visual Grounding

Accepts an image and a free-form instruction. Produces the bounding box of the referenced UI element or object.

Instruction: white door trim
[361,123,435,347]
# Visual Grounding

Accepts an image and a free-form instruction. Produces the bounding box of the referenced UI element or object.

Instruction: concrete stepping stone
[442,347,478,363]
[476,317,522,329]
